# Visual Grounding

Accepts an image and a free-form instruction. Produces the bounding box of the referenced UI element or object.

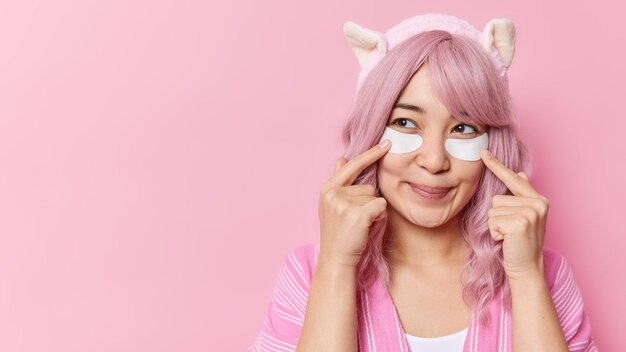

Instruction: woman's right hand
[317,139,392,268]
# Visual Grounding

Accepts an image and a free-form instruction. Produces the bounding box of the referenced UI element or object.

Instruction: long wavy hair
[341,30,533,325]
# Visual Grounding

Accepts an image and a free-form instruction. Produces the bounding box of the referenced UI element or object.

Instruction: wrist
[506,258,544,282]
[507,267,547,293]
[313,260,358,289]
[317,256,358,270]
[316,256,358,277]
[317,251,360,269]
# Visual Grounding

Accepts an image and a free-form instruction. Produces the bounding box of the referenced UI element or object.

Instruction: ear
[343,21,387,68]
[482,18,516,68]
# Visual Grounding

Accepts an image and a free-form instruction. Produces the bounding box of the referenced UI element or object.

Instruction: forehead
[391,66,454,120]
[398,65,436,100]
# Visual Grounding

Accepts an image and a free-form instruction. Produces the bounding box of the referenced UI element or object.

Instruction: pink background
[0,0,622,351]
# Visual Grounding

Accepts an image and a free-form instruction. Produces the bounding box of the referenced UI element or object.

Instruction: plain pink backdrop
[0,0,622,351]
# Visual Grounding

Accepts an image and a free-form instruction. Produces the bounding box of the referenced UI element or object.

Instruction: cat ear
[343,21,388,68]
[482,18,516,68]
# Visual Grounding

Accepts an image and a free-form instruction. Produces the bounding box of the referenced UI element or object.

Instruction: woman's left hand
[480,149,549,280]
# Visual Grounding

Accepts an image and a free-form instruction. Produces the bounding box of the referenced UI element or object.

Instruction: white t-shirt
[405,327,468,352]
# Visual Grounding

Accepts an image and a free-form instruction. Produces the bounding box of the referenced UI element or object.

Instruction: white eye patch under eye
[378,127,489,161]
[444,133,489,161]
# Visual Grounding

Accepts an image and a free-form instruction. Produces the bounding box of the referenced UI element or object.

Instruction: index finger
[330,139,391,187]
[480,149,540,198]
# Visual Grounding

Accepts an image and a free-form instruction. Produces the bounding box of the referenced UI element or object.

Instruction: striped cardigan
[248,243,597,351]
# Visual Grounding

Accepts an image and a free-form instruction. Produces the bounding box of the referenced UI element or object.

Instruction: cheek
[376,155,408,190]
[377,155,407,180]
[455,163,484,187]
[450,164,484,206]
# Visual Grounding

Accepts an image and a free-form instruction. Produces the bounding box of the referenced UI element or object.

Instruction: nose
[414,132,450,174]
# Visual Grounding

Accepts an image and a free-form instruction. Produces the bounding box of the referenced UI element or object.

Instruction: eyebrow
[393,102,426,114]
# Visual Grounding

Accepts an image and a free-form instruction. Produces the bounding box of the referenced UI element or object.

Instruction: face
[377,64,487,229]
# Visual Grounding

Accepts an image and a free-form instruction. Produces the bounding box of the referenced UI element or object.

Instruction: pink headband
[342,14,516,97]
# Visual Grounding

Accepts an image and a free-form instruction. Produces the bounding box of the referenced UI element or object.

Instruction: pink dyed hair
[340,30,533,325]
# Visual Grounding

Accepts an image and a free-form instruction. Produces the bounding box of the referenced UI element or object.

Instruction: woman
[248,14,597,352]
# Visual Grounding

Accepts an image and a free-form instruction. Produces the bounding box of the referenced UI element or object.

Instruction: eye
[452,124,478,136]
[391,118,417,129]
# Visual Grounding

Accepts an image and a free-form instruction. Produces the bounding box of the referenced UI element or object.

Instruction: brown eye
[453,124,478,135]
[392,118,417,129]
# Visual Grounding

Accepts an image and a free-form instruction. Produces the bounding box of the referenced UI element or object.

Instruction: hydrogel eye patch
[378,127,489,161]
[445,133,489,161]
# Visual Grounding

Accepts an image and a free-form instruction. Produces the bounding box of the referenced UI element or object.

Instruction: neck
[385,206,469,269]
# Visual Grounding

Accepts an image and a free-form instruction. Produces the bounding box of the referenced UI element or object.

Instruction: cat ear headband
[342,14,516,161]
[343,14,516,97]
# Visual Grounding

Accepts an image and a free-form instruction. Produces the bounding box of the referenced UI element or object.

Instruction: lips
[407,182,452,194]
[407,182,452,200]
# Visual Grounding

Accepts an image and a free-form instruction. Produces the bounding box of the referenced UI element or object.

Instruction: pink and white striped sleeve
[549,252,599,351]
[248,245,314,352]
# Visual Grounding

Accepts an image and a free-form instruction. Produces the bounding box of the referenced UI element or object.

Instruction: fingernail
[482,149,492,158]
[378,139,390,149]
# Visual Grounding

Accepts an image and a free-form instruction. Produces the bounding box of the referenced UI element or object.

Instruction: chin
[406,211,450,228]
